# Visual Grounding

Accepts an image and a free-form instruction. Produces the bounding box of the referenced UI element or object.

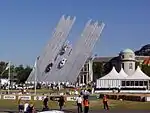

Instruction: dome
[121,48,134,54]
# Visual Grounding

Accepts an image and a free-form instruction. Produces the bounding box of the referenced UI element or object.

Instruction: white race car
[58,58,67,69]
[38,110,64,113]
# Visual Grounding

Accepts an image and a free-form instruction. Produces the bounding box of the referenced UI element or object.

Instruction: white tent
[96,67,122,88]
[126,66,150,80]
[119,68,128,78]
[121,66,150,89]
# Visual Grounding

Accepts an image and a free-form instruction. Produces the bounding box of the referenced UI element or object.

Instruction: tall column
[82,75,84,84]
[78,75,81,86]
[86,63,88,84]
[88,59,93,82]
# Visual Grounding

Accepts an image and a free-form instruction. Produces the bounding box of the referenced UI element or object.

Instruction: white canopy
[126,66,150,80]
[96,67,122,88]
[119,68,128,78]
[99,67,120,79]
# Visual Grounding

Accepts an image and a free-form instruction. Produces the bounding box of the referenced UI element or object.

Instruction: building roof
[126,66,150,80]
[93,56,114,62]
[121,48,134,54]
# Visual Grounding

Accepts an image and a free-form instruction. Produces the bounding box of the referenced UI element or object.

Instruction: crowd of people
[18,98,35,113]
[18,94,109,113]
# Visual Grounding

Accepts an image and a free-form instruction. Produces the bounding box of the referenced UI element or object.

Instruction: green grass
[0,99,150,111]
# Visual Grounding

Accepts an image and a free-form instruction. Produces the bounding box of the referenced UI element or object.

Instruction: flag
[5,62,10,70]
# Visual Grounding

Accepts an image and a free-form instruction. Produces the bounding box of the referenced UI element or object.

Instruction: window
[84,66,87,72]
[140,81,143,86]
[126,81,130,86]
[131,81,134,86]
[129,55,133,58]
[144,81,148,86]
[122,81,125,86]
[129,63,133,69]
[135,81,138,86]
[122,55,124,59]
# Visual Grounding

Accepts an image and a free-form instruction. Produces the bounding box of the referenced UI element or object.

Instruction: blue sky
[0,0,150,66]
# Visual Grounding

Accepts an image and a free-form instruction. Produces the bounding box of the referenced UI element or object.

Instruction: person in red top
[103,95,109,110]
[83,97,89,113]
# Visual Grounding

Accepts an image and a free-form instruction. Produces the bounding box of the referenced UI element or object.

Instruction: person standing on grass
[24,101,29,113]
[76,95,83,113]
[42,96,49,111]
[83,97,89,113]
[27,103,35,113]
[103,95,109,110]
[18,98,24,113]
[58,96,65,111]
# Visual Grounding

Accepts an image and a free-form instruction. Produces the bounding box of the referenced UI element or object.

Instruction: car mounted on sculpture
[57,58,67,69]
[59,45,68,55]
[45,63,53,73]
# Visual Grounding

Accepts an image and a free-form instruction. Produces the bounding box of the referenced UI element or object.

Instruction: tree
[15,65,32,83]
[93,62,104,81]
[141,65,150,77]
[0,62,15,78]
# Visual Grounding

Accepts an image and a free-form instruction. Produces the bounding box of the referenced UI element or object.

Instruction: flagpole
[34,59,37,95]
[8,61,10,94]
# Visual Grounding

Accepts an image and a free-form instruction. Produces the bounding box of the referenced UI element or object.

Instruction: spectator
[42,96,49,111]
[83,97,89,113]
[76,95,83,113]
[18,98,24,113]
[103,95,109,110]
[27,103,35,113]
[24,101,29,113]
[118,85,121,93]
[58,96,65,111]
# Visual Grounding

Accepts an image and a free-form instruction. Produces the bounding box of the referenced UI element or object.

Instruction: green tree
[15,65,32,83]
[141,65,150,77]
[0,62,15,78]
[93,62,104,81]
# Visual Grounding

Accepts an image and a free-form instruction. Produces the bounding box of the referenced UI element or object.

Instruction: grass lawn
[0,99,150,111]
[0,88,81,95]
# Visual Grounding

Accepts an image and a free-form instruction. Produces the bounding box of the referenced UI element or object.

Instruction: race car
[45,63,53,73]
[59,45,68,55]
[57,58,67,69]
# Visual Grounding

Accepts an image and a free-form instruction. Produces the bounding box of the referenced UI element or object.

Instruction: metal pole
[34,59,37,95]
[8,61,10,94]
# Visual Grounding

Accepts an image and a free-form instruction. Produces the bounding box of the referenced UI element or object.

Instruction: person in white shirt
[24,101,29,113]
[76,95,83,113]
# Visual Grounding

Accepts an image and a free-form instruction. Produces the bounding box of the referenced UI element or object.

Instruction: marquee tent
[96,67,122,88]
[121,66,150,89]
[96,66,150,89]
[119,68,128,78]
[126,66,150,80]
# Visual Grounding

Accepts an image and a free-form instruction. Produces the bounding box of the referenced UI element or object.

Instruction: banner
[3,95,16,100]
[146,97,150,101]
[66,96,78,101]
[18,96,31,100]
[34,96,46,100]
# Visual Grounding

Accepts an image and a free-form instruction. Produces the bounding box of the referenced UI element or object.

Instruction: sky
[0,0,150,66]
